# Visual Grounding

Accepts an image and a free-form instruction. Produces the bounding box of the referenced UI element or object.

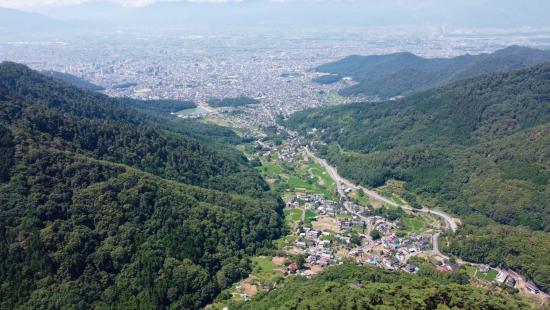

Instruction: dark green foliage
[234,264,531,309]
[0,62,263,194]
[369,230,382,240]
[287,64,550,291]
[0,62,284,309]
[112,82,137,89]
[368,206,405,221]
[313,74,341,84]
[497,160,549,185]
[0,125,14,182]
[288,64,550,229]
[315,46,550,98]
[207,96,260,108]
[119,97,196,113]
[445,223,550,292]
[163,118,244,146]
[41,70,105,91]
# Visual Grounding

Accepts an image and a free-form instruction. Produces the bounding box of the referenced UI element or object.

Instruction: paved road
[431,232,449,260]
[306,147,458,232]
[305,147,550,301]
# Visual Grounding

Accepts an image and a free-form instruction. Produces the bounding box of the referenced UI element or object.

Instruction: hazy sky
[0,0,478,8]
[3,0,550,29]
[1,0,243,8]
[0,0,154,7]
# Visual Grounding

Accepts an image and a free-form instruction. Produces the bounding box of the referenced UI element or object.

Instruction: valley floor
[205,119,548,308]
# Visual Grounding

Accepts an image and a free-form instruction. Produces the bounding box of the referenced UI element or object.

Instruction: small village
[222,132,547,305]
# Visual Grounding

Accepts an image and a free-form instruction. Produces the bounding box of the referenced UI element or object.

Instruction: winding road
[305,147,550,301]
[305,147,458,232]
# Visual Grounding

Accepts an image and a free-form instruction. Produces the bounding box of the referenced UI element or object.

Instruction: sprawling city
[1,1,549,309]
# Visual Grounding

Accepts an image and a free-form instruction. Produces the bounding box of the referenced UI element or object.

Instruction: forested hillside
[42,70,105,91]
[287,63,550,291]
[235,264,532,309]
[315,46,550,98]
[119,97,196,114]
[0,62,284,309]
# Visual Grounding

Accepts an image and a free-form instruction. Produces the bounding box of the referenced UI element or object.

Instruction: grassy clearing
[262,163,283,178]
[284,208,303,224]
[304,209,317,225]
[354,192,374,207]
[305,209,316,219]
[253,145,339,200]
[275,235,298,249]
[288,176,313,189]
[398,216,426,233]
[251,256,283,282]
[479,269,498,282]
[465,265,477,277]
[464,265,497,282]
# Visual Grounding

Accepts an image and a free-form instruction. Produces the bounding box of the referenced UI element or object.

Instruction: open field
[399,216,425,233]
[251,256,283,282]
[255,148,338,200]
[312,216,341,233]
[284,208,303,224]
[304,209,317,225]
[465,265,498,282]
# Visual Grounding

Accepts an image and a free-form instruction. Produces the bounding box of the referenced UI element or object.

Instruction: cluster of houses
[338,219,367,231]
[255,131,304,163]
[294,228,340,268]
[277,135,303,162]
[286,190,439,275]
[287,194,342,218]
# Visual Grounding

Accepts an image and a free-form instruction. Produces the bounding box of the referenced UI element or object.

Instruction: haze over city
[0,0,549,309]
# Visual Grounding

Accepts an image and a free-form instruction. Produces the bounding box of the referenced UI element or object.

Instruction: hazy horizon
[2,0,550,31]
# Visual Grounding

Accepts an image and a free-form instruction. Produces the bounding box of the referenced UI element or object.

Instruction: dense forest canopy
[287,63,550,291]
[119,97,196,114]
[315,46,550,98]
[234,264,533,310]
[0,62,284,309]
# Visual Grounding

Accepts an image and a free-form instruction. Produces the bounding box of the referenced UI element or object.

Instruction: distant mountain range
[315,46,550,98]
[0,7,88,33]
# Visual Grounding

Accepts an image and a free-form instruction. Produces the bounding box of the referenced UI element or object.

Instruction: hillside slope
[234,264,533,310]
[0,62,284,309]
[288,63,550,291]
[315,46,550,98]
[41,70,105,91]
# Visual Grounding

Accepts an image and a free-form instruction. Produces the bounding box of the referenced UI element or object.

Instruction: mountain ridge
[315,46,550,98]
[288,63,550,291]
[0,62,284,309]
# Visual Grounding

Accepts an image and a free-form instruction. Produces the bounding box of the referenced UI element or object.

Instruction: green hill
[41,70,105,91]
[234,264,533,310]
[288,63,550,291]
[0,62,284,309]
[315,46,550,98]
